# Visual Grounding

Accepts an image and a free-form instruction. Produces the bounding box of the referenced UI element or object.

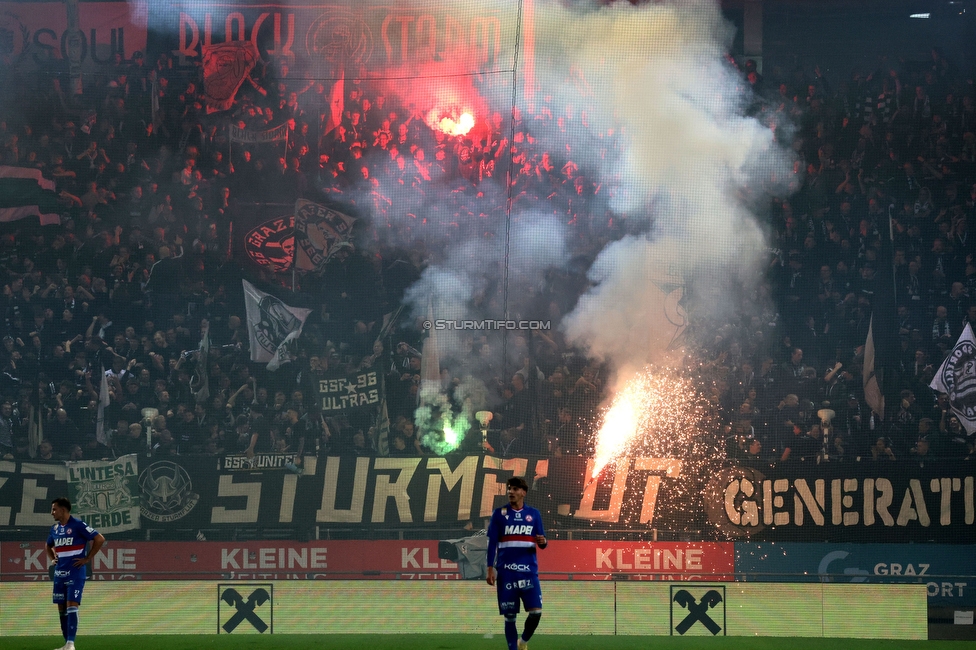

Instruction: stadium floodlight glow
[909,12,931,18]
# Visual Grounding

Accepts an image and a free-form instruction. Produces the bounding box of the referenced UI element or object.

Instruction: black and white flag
[930,322,976,434]
[243,280,312,371]
[294,198,356,273]
[0,166,62,225]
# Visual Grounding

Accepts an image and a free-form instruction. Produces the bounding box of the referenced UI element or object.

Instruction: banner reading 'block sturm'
[155,1,520,76]
[1,455,974,543]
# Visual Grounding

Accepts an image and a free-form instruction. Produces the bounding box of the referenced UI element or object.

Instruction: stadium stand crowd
[0,45,975,470]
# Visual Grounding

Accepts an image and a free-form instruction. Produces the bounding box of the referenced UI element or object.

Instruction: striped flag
[374,384,391,457]
[862,315,884,420]
[863,315,885,419]
[0,166,61,225]
[28,404,43,459]
[930,322,976,434]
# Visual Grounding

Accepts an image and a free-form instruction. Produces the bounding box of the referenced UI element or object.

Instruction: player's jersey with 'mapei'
[47,515,99,571]
[486,504,546,574]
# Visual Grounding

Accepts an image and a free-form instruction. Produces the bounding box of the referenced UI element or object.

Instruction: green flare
[443,423,458,447]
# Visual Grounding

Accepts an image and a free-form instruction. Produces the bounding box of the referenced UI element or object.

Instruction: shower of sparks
[590,367,715,482]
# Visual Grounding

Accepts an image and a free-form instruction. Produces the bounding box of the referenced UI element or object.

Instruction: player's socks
[65,606,78,643]
[59,612,68,640]
[504,614,519,650]
[522,611,542,642]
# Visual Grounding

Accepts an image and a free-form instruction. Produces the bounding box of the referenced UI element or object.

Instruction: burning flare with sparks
[428,108,475,136]
[590,368,711,482]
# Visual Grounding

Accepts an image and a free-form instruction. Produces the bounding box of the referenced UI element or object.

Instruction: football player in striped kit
[486,476,547,650]
[47,497,105,650]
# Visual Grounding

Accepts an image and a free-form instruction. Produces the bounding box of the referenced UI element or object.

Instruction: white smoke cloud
[528,0,794,374]
[403,210,570,362]
[127,0,792,403]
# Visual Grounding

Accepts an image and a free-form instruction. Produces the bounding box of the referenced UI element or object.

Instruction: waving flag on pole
[293,199,356,273]
[202,41,260,113]
[0,166,61,225]
[930,322,976,433]
[862,315,885,419]
[28,404,43,458]
[243,280,312,371]
[190,326,211,404]
[95,365,111,447]
[324,70,344,135]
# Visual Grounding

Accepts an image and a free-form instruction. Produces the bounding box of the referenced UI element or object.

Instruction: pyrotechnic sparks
[590,367,714,482]
[427,108,475,136]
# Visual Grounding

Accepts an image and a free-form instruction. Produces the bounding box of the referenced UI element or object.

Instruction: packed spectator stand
[0,41,974,477]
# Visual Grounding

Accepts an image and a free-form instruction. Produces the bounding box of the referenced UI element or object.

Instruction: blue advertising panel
[735,543,976,607]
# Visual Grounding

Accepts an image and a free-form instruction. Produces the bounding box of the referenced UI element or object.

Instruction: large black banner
[705,461,976,543]
[0,455,974,543]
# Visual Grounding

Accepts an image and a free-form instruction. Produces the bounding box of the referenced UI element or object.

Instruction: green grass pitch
[0,636,972,649]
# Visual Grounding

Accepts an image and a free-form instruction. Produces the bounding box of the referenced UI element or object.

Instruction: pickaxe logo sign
[671,587,725,636]
[219,585,272,633]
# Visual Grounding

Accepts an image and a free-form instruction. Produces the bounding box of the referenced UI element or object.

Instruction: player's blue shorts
[496,569,542,615]
[52,567,86,604]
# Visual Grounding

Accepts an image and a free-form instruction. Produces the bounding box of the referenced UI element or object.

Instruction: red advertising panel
[542,541,735,581]
[1,540,733,582]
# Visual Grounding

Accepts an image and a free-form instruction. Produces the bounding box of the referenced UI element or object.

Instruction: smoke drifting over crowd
[543,1,792,367]
[531,0,794,465]
[7,0,793,456]
[330,0,793,452]
[388,0,794,453]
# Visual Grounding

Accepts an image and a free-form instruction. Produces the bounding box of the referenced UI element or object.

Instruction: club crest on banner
[294,199,356,273]
[244,215,294,272]
[306,9,373,65]
[202,41,259,113]
[931,323,976,434]
[138,460,199,523]
[243,280,312,370]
